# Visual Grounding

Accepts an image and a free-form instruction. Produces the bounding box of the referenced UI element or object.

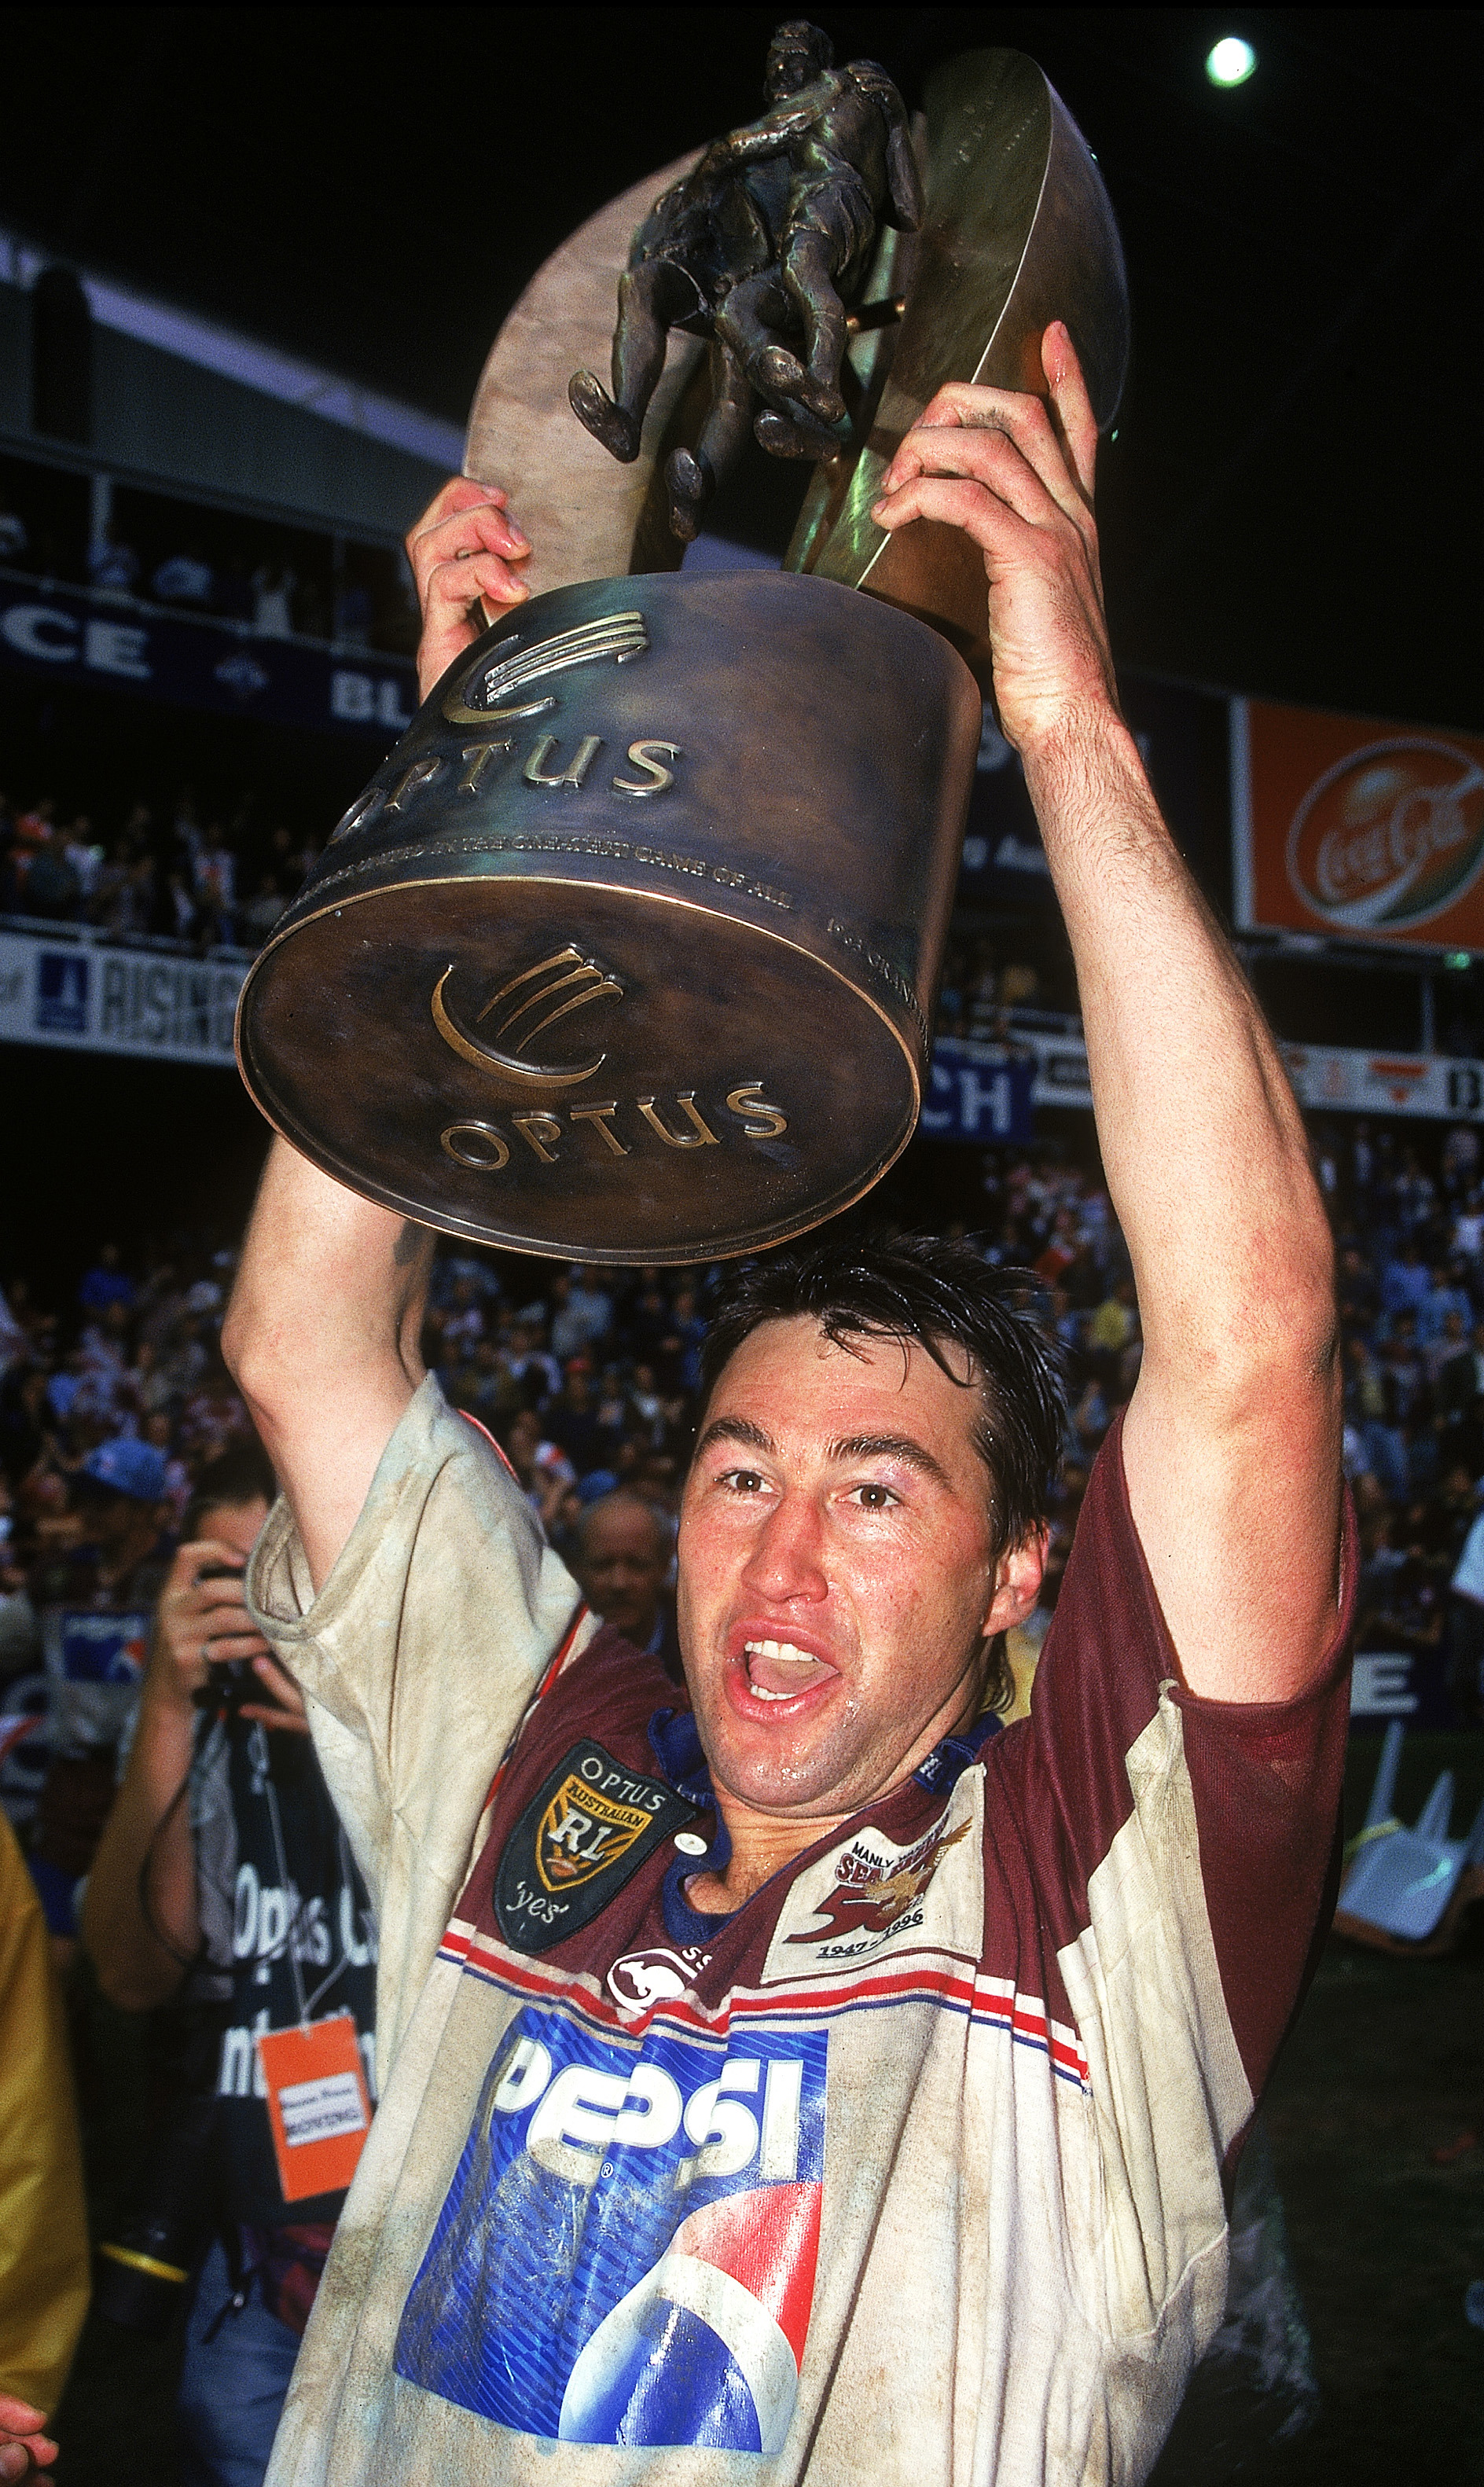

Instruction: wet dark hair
[698,1232,1067,1560]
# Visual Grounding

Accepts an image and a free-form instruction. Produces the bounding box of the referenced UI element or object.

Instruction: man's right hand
[152,1539,273,1709]
[406,477,531,702]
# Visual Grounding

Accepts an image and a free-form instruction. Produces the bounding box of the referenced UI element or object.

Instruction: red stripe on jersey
[458,1407,516,1479]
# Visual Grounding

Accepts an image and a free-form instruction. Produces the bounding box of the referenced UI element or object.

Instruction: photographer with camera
[82,1446,378,2487]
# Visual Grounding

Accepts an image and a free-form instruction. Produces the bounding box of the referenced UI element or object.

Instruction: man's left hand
[871,322,1116,758]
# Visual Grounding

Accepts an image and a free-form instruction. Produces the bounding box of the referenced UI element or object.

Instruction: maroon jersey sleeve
[1005,1412,1355,2099]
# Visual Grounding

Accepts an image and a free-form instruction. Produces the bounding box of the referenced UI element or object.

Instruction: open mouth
[740,1637,838,1703]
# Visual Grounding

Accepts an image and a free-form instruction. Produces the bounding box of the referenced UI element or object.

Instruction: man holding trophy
[222,291,1350,2482]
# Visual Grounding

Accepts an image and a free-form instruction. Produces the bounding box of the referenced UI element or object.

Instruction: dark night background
[4,20,1484,2486]
[2,4,1478,729]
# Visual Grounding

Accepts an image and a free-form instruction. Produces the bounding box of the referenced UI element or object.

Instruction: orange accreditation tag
[256,2011,372,2205]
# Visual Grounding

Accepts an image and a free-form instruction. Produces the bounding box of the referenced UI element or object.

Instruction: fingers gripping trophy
[235,26,1129,1266]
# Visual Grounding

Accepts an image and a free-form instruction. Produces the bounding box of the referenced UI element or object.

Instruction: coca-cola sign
[1287,739,1484,931]
[1238,701,1484,952]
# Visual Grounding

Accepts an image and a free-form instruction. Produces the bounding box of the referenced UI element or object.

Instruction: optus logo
[1287,737,1484,931]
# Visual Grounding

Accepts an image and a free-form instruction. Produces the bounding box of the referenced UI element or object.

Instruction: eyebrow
[694,1416,773,1460]
[827,1433,950,1486]
[694,1416,949,1488]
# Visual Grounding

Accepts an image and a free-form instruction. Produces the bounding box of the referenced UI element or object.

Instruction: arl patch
[495,1739,700,1955]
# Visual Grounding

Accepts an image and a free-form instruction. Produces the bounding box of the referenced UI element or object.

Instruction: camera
[191,1562,252,1717]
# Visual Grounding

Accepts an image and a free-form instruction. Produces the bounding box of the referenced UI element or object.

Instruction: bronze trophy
[236,31,1127,1264]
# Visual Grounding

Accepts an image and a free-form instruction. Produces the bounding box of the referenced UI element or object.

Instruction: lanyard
[249,1721,357,2029]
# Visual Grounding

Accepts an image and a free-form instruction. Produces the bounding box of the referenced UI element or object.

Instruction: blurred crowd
[0,472,419,656]
[935,931,1052,1034]
[1321,1117,1484,1710]
[0,782,325,950]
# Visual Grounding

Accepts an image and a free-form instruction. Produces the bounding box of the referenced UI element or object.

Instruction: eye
[847,1481,898,1512]
[720,1466,767,1495]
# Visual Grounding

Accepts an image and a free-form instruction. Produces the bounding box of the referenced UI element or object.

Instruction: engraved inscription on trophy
[637,1093,720,1148]
[385,759,443,814]
[523,734,604,790]
[443,612,649,728]
[330,731,686,841]
[439,1079,789,1177]
[326,604,685,849]
[459,741,512,794]
[431,944,624,1089]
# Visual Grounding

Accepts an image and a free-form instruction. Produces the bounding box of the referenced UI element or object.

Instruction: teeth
[744,1640,818,1666]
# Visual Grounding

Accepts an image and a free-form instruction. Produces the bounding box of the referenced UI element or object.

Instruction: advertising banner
[1234,696,1484,951]
[1349,1649,1453,1732]
[0,929,245,1064]
[923,1041,1036,1142]
[0,575,416,739]
[921,1032,1092,1142]
[924,1027,1484,1139]
[8,924,1484,1127]
[1279,1041,1484,1122]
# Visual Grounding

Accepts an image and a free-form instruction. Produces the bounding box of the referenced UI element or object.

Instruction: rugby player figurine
[224,326,1351,2485]
[568,18,923,538]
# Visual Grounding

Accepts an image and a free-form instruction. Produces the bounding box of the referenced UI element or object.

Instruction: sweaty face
[677,1319,1044,1822]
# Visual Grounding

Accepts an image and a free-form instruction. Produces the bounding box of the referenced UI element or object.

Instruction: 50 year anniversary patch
[495,1739,700,1955]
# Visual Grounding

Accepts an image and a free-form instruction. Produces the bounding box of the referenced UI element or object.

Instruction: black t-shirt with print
[213,1717,379,2227]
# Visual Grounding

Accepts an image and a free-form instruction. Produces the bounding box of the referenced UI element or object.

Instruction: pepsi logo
[393,2012,827,2450]
[558,2181,820,2454]
[1287,737,1484,932]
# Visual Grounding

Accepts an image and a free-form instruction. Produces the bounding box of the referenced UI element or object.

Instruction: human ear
[982,1527,1047,1637]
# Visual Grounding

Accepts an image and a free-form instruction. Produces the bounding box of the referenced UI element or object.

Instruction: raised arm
[222,1146,432,1592]
[872,327,1342,1703]
[222,481,535,1585]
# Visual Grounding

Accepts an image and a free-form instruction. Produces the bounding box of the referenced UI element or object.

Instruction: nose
[738,1488,828,1607]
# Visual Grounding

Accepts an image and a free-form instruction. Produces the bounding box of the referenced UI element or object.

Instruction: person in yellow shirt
[0,1807,89,2475]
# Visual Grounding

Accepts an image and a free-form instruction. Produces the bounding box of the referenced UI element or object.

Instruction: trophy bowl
[236,568,980,1263]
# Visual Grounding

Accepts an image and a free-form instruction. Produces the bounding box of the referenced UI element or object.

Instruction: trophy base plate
[239,874,919,1265]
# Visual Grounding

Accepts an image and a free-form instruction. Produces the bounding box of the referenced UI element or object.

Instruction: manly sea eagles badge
[495,1738,701,1956]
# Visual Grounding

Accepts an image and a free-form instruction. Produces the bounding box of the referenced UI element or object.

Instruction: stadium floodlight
[1206,35,1257,86]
